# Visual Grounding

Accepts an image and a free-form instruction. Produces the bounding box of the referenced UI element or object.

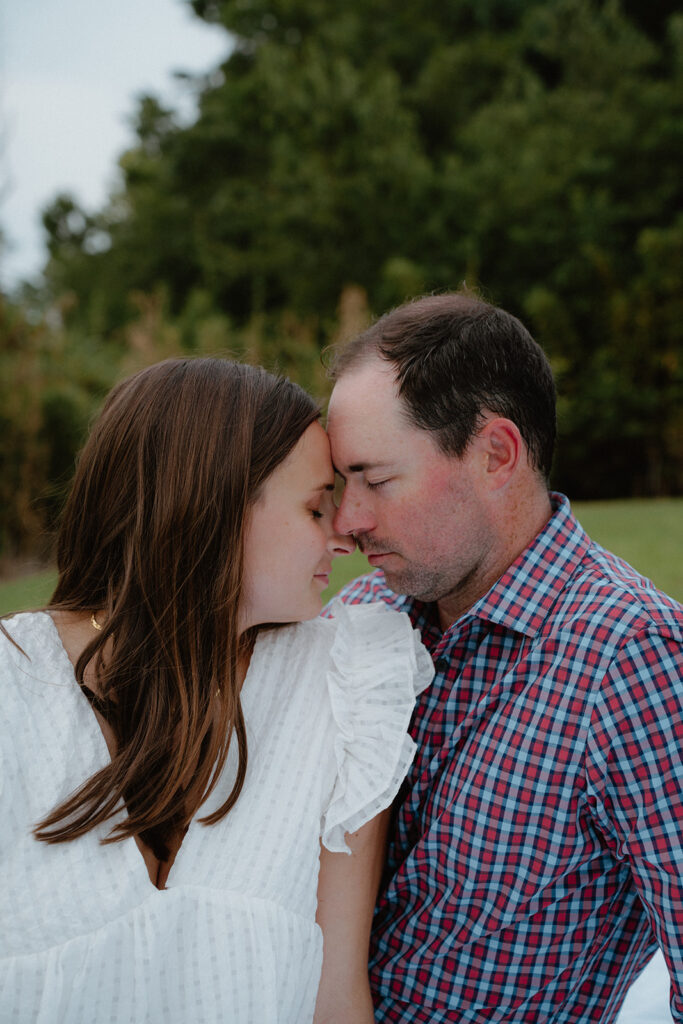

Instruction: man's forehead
[328,420,396,469]
[328,386,397,463]
[328,359,400,428]
[328,378,443,477]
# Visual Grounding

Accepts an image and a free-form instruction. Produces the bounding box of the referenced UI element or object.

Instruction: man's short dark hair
[330,291,557,480]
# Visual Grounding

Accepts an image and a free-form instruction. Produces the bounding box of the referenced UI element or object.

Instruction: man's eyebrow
[332,462,392,479]
[348,462,390,473]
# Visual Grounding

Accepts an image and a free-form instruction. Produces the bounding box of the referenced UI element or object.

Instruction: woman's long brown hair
[33,358,319,859]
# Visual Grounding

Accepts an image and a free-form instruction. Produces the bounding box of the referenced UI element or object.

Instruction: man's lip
[366,552,394,566]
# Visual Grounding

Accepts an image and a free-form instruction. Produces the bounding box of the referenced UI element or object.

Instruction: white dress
[0,601,433,1024]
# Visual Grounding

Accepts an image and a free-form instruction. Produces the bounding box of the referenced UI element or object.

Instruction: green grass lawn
[0,497,680,617]
[0,568,59,617]
[572,498,682,602]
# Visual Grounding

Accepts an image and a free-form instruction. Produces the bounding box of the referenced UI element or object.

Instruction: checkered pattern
[335,493,683,1023]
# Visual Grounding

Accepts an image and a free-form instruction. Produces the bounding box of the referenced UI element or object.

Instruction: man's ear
[478,418,522,490]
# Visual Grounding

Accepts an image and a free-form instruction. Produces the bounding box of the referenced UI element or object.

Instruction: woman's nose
[327,529,356,556]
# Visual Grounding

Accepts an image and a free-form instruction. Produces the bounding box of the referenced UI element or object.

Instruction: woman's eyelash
[311,509,324,519]
[367,480,389,490]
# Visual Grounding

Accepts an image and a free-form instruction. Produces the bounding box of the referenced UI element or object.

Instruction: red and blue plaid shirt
[335,493,683,1023]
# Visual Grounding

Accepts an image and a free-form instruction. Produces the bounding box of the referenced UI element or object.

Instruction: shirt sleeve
[319,599,434,854]
[586,628,683,1022]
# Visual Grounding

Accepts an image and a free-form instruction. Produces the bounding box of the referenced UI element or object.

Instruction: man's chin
[382,568,429,601]
[361,549,445,601]
[380,566,447,603]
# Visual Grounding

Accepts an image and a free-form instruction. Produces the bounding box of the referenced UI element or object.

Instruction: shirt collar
[456,492,591,639]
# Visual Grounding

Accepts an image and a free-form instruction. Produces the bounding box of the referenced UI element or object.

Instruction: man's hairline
[330,350,483,472]
[330,348,433,439]
[331,352,549,485]
[330,341,388,385]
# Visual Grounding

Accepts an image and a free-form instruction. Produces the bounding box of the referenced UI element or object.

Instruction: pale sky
[1,0,230,289]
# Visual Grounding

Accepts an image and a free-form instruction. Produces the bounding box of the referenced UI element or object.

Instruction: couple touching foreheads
[2,292,681,1024]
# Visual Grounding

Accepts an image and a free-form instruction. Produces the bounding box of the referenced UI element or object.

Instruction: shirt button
[435,657,450,674]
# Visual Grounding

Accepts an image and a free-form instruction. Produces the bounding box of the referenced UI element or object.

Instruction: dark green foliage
[2,0,682,558]
[0,297,120,558]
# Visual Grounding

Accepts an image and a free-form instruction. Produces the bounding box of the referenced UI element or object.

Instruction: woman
[0,358,432,1023]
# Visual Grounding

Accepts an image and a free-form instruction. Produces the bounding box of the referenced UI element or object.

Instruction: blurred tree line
[1,0,682,561]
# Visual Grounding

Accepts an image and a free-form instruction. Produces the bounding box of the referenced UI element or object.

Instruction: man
[326,292,683,1023]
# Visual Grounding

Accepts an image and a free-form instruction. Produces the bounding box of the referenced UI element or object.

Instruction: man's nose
[333,489,376,537]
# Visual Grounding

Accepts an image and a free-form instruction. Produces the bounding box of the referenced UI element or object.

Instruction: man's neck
[436,489,553,633]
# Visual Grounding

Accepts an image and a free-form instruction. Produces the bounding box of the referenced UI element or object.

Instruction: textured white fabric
[0,600,433,1024]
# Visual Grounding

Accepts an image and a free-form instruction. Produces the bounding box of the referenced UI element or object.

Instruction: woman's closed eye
[310,489,336,519]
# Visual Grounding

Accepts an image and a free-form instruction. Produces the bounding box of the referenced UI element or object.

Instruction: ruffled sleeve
[320,599,434,854]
